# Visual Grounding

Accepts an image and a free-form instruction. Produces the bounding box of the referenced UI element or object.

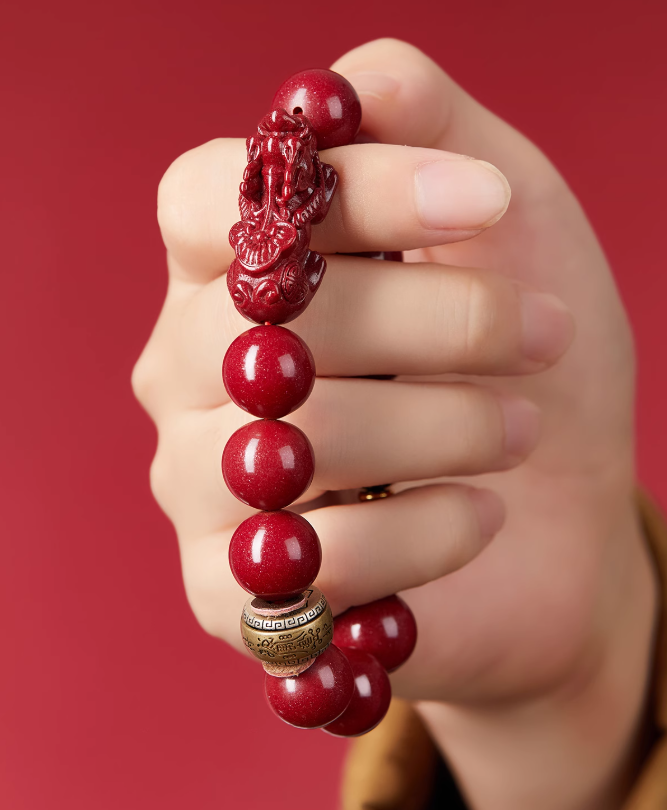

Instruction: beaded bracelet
[222,70,417,736]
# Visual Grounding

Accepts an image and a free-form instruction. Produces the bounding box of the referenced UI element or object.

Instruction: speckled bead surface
[222,420,315,511]
[323,648,391,737]
[333,595,417,672]
[264,643,354,729]
[223,326,315,419]
[272,69,362,150]
[229,510,321,600]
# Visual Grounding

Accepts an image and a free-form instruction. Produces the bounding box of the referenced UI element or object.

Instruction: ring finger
[181,481,505,642]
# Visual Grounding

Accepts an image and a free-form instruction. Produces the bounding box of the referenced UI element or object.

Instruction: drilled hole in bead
[293,106,303,114]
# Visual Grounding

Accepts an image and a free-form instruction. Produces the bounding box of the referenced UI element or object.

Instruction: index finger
[157,140,510,284]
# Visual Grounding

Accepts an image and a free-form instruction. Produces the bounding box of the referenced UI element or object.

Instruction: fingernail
[416,159,511,231]
[519,290,575,363]
[346,71,400,100]
[468,488,506,541]
[499,395,541,461]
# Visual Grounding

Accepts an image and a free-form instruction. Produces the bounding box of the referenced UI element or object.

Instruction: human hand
[132,38,656,808]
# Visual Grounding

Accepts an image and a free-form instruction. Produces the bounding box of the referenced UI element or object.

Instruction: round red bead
[265,644,354,729]
[323,649,392,737]
[222,420,314,511]
[272,69,362,150]
[333,595,417,672]
[229,510,321,601]
[223,326,315,419]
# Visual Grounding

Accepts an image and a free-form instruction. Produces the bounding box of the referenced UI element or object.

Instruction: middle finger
[140,254,572,415]
[151,378,540,541]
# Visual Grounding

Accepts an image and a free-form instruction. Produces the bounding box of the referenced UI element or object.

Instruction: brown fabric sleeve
[622,490,667,810]
[340,489,667,810]
[340,697,438,810]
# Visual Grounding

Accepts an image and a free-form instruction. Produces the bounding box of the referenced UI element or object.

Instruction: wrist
[417,501,659,810]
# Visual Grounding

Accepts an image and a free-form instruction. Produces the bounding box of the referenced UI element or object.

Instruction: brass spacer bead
[240,586,333,676]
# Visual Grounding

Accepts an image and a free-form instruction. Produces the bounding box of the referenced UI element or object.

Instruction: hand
[132,39,656,809]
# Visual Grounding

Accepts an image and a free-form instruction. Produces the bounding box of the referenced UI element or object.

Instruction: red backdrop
[2,1,666,807]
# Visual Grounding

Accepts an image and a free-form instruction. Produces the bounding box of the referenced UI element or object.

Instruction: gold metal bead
[358,484,392,502]
[240,586,333,675]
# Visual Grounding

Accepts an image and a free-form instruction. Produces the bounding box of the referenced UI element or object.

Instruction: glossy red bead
[229,510,321,601]
[223,326,315,419]
[265,644,354,729]
[222,420,314,511]
[333,595,417,672]
[272,69,362,150]
[323,649,392,737]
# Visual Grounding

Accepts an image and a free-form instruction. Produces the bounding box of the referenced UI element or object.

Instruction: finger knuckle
[148,441,172,513]
[447,385,503,470]
[157,150,193,249]
[461,275,499,361]
[131,346,156,409]
[441,504,481,574]
[180,544,240,641]
[186,586,226,638]
[157,138,237,262]
[132,339,172,419]
[316,547,355,613]
[194,611,224,639]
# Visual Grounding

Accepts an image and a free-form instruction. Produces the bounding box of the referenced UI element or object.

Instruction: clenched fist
[133,39,656,810]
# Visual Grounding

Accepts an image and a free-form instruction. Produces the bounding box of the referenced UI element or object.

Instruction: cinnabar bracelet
[222,69,416,735]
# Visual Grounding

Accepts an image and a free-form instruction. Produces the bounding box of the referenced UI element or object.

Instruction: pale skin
[132,39,658,810]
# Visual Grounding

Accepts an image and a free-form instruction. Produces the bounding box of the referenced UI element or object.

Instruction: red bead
[333,596,417,672]
[222,420,314,511]
[229,510,321,601]
[272,69,362,150]
[223,326,315,419]
[323,649,392,737]
[265,644,354,729]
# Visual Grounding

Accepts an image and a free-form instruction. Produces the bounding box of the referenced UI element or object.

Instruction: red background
[2,1,666,808]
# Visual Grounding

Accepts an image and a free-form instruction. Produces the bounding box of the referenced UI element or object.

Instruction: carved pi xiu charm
[227,109,338,325]
[240,587,333,677]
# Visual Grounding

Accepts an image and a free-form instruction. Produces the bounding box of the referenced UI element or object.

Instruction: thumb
[332,38,555,204]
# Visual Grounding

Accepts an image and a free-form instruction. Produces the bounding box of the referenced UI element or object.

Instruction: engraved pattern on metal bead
[242,588,326,630]
[240,586,333,668]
